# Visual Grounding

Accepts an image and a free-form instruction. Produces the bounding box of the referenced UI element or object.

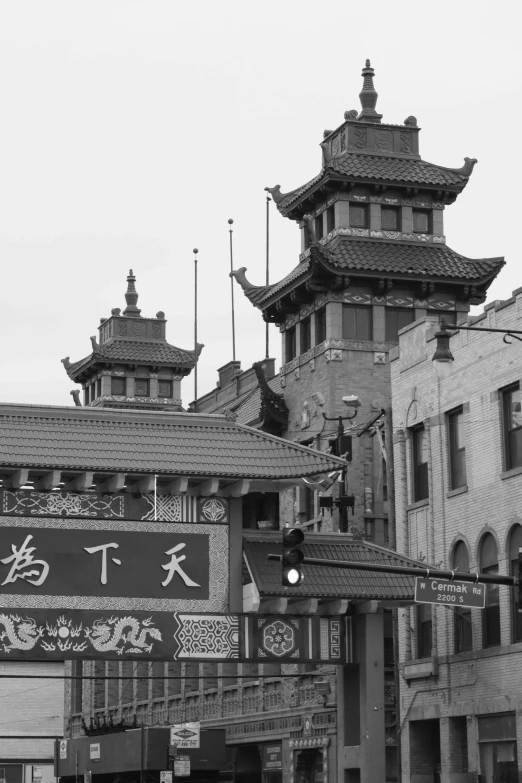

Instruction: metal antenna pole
[193,248,198,412]
[228,219,236,364]
[264,190,271,359]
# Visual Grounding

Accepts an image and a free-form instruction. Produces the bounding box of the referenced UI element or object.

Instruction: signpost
[170,723,200,749]
[414,577,485,609]
[173,756,191,777]
[160,772,173,783]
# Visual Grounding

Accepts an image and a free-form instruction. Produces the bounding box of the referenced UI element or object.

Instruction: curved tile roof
[243,536,420,600]
[0,405,345,479]
[68,340,196,377]
[239,240,504,309]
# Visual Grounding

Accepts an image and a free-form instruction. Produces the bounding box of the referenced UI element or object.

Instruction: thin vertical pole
[264,191,271,359]
[193,248,198,412]
[228,219,236,364]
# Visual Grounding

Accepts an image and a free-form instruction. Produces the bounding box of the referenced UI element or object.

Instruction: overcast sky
[1,1,520,408]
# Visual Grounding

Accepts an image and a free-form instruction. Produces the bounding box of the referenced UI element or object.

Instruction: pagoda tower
[232,60,504,537]
[62,270,200,410]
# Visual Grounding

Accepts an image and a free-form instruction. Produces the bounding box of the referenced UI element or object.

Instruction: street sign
[160,772,173,783]
[59,740,67,759]
[84,773,92,783]
[174,756,190,777]
[170,723,200,748]
[415,577,485,609]
[89,743,100,760]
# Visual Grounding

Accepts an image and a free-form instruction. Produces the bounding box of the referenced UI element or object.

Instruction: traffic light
[282,527,305,586]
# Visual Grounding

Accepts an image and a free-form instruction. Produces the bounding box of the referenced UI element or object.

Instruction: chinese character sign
[0,517,228,614]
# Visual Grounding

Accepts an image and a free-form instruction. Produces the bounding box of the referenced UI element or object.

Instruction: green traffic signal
[282,527,305,586]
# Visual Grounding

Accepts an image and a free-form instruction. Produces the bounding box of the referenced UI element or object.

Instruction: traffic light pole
[322,410,357,533]
[267,554,518,588]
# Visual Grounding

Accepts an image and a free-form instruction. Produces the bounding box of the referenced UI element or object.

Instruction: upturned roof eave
[66,350,196,380]
[249,249,505,311]
[278,163,469,217]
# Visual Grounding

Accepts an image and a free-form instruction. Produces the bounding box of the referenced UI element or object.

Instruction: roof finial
[123,268,141,317]
[358,59,382,124]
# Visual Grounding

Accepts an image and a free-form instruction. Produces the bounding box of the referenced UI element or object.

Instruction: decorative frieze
[325,350,342,362]
[374,352,386,364]
[92,395,182,407]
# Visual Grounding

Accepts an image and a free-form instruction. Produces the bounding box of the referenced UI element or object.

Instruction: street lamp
[432,317,522,380]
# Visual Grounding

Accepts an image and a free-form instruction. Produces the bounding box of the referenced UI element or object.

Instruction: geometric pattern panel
[0,490,229,523]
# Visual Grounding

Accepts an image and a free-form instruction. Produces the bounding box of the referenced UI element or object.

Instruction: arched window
[508,524,522,642]
[453,541,472,652]
[480,533,501,647]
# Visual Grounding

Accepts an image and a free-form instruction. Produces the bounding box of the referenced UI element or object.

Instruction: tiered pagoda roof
[233,60,504,319]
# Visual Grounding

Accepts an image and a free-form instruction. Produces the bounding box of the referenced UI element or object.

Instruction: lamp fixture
[432,317,522,379]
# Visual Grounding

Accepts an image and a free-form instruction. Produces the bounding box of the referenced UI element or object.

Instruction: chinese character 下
[1,534,50,587]
[162,543,200,588]
[84,543,122,585]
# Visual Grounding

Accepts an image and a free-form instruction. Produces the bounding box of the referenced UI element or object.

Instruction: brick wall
[391,290,522,781]
[0,661,63,761]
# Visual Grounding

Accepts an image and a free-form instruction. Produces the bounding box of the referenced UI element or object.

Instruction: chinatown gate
[0,402,421,783]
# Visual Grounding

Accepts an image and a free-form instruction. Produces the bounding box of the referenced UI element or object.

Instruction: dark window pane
[509,524,522,642]
[136,661,149,701]
[158,380,172,397]
[504,386,522,470]
[413,209,430,233]
[135,379,149,397]
[315,216,323,240]
[300,318,311,354]
[412,426,429,501]
[452,541,472,652]
[449,408,467,489]
[343,306,372,341]
[111,377,126,396]
[385,308,414,342]
[417,603,432,658]
[480,535,500,647]
[96,379,101,398]
[381,207,400,231]
[350,205,368,228]
[326,206,335,233]
[315,309,326,344]
[71,660,83,713]
[285,327,296,361]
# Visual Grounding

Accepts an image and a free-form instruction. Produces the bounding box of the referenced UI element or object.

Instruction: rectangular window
[502,384,522,471]
[385,307,415,342]
[84,388,89,406]
[314,215,323,240]
[483,566,501,648]
[454,607,472,653]
[71,660,83,713]
[349,204,368,228]
[326,206,335,233]
[315,309,326,345]
[158,380,172,398]
[343,305,372,341]
[412,425,429,502]
[448,408,467,489]
[135,378,150,397]
[300,318,311,354]
[381,206,400,231]
[285,327,296,362]
[417,604,432,658]
[111,376,126,396]
[412,209,431,233]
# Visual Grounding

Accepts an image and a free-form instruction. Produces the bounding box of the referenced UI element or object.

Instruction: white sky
[1,0,520,407]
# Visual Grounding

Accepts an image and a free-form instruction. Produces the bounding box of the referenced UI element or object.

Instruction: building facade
[391,294,522,783]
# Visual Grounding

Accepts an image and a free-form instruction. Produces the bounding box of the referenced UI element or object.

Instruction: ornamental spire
[122,269,141,317]
[358,59,382,124]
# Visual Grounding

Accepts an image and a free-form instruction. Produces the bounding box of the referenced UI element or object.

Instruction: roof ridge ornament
[123,269,142,317]
[358,59,382,124]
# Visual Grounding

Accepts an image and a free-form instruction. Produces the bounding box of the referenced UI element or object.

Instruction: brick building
[391,294,522,783]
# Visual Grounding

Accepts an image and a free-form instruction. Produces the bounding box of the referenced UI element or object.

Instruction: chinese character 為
[1,534,50,587]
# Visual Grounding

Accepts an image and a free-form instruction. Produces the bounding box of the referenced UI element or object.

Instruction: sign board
[0,517,228,614]
[174,756,191,777]
[32,768,42,780]
[160,772,173,783]
[0,609,347,663]
[262,744,282,771]
[84,773,92,783]
[59,740,67,760]
[415,577,486,609]
[170,723,200,748]
[89,743,101,760]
